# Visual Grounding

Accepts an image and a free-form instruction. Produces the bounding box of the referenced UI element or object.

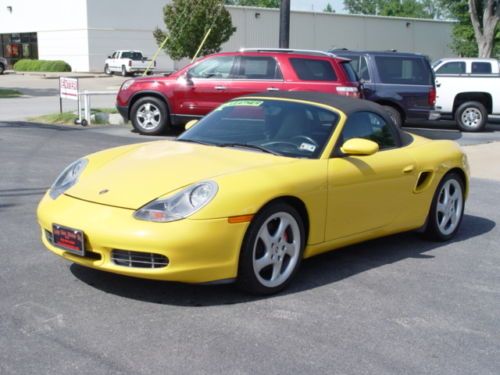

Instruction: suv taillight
[336,86,360,98]
[428,87,436,106]
[128,60,132,67]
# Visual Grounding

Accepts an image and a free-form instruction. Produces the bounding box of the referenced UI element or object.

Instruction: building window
[0,32,38,65]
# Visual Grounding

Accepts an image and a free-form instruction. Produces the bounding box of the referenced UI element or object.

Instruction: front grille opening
[45,229,102,260]
[111,249,169,268]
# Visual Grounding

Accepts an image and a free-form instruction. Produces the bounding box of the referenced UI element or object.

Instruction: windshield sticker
[299,143,316,153]
[216,100,264,110]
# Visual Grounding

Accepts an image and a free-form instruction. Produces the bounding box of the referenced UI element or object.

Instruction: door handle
[214,86,227,91]
[267,87,279,91]
[403,165,415,174]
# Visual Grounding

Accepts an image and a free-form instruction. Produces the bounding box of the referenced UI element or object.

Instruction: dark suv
[116,49,361,134]
[331,49,436,127]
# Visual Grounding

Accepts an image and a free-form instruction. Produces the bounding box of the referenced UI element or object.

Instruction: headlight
[121,79,135,90]
[49,158,88,199]
[134,181,218,222]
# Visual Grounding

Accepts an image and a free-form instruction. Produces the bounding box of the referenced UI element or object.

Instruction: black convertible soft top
[241,91,388,117]
[239,91,413,147]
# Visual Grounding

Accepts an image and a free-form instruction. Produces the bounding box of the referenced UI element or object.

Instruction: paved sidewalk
[463,141,500,181]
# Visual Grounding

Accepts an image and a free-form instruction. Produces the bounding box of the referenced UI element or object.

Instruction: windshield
[178,99,340,159]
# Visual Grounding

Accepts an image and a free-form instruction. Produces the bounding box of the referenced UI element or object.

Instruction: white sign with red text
[59,77,79,100]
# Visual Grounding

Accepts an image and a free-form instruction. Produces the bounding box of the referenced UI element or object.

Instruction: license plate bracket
[52,224,85,256]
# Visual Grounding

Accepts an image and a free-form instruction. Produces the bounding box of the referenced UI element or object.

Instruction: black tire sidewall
[121,66,127,77]
[130,96,169,135]
[237,202,305,295]
[424,172,465,242]
[456,101,487,132]
[104,64,111,75]
[0,63,4,74]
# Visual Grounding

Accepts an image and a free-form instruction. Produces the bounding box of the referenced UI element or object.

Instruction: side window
[436,61,465,74]
[471,62,492,74]
[375,56,432,85]
[359,57,370,81]
[340,61,359,82]
[188,56,235,79]
[340,111,397,150]
[290,58,337,81]
[236,56,282,80]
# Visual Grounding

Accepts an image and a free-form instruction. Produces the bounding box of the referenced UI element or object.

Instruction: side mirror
[184,71,194,86]
[107,56,111,59]
[185,119,199,130]
[340,138,379,156]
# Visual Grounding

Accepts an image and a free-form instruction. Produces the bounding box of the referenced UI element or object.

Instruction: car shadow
[70,213,495,306]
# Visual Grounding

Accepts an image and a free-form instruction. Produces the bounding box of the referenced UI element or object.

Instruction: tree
[468,0,499,57]
[224,0,280,7]
[438,0,499,57]
[324,3,336,13]
[154,0,236,60]
[343,0,438,19]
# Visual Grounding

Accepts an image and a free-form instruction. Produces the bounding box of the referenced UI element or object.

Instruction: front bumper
[116,104,129,122]
[37,193,248,283]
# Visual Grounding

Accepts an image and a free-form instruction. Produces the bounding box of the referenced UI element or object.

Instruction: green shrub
[14,59,71,72]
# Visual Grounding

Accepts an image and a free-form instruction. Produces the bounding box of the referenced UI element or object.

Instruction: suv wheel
[130,96,170,135]
[121,65,128,77]
[0,63,4,75]
[455,101,487,132]
[104,64,112,75]
[382,105,402,128]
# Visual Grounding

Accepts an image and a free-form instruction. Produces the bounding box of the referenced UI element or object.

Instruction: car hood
[66,140,294,209]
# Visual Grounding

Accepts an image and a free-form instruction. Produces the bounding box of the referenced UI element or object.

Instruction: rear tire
[423,172,465,241]
[455,101,487,132]
[121,65,128,77]
[382,105,402,128]
[130,96,170,135]
[237,202,305,295]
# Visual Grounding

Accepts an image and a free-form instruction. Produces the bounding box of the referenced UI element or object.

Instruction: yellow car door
[324,111,417,241]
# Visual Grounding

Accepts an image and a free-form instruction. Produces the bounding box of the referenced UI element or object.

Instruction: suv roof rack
[239,48,339,58]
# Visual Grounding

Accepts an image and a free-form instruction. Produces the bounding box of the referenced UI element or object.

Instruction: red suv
[116,49,361,135]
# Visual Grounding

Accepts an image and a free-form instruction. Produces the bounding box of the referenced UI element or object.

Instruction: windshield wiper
[217,143,282,156]
[176,138,213,146]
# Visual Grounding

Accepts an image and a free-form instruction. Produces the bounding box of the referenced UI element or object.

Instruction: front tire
[455,101,487,132]
[237,202,305,295]
[104,64,112,75]
[423,172,465,241]
[0,63,5,75]
[130,96,170,135]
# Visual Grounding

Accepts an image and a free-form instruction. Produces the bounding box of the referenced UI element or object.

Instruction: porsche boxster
[37,92,469,294]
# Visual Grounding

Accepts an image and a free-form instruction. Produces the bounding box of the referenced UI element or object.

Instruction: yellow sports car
[37,92,469,294]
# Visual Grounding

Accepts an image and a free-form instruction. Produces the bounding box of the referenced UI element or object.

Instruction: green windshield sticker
[216,100,264,110]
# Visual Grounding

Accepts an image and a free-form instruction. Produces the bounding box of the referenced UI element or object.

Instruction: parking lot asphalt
[0,121,499,375]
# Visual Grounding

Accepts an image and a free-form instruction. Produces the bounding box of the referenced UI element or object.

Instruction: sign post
[59,77,80,122]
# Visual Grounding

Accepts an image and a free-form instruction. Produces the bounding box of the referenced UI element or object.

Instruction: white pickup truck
[104,50,154,76]
[432,58,500,131]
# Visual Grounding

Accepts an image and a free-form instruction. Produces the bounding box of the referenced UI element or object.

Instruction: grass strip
[0,88,22,98]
